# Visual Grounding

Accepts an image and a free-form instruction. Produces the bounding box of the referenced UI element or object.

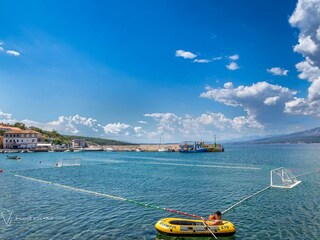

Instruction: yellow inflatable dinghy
[155,218,236,237]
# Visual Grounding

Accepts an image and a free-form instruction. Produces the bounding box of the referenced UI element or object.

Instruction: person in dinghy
[206,211,223,225]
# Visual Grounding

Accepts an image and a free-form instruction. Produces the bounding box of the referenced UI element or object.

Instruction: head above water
[215,211,222,219]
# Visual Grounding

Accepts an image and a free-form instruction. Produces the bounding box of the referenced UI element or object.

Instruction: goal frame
[56,158,82,167]
[270,167,301,189]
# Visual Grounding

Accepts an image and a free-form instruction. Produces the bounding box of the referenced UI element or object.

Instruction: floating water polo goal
[56,158,82,167]
[270,167,301,189]
[222,167,302,214]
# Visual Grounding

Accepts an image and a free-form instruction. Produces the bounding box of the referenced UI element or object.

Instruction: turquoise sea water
[1,144,320,240]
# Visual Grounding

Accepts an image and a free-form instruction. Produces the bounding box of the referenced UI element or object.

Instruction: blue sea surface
[0,144,320,239]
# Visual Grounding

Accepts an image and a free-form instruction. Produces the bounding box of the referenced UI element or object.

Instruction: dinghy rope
[223,167,320,215]
[11,166,320,221]
[13,173,204,219]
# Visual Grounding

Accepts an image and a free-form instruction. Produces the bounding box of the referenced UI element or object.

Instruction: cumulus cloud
[285,0,320,116]
[295,58,320,81]
[293,35,318,55]
[46,115,99,134]
[267,67,289,76]
[264,96,280,105]
[138,120,147,124]
[229,54,239,61]
[0,110,151,141]
[226,62,239,70]
[0,110,13,120]
[201,81,297,128]
[6,50,20,56]
[101,122,130,135]
[144,111,264,141]
[224,82,233,89]
[175,50,197,59]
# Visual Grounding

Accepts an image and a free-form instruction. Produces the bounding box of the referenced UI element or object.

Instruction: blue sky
[1,0,320,143]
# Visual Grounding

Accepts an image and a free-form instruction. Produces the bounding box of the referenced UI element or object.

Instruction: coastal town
[0,123,223,153]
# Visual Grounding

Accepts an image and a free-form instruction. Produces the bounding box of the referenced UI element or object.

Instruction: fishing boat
[155,218,236,237]
[179,142,208,153]
[6,155,20,160]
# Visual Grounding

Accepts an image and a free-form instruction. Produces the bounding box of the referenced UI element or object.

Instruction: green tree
[14,122,26,130]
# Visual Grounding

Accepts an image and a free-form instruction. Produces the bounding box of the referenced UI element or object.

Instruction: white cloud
[0,110,149,140]
[285,0,320,116]
[6,50,20,56]
[138,120,147,124]
[46,114,99,134]
[267,67,289,76]
[145,111,264,141]
[226,62,239,70]
[193,59,211,63]
[294,35,318,55]
[101,122,130,135]
[212,56,223,61]
[229,54,239,61]
[201,81,297,128]
[0,47,3,52]
[175,49,197,59]
[224,82,233,89]
[295,58,320,81]
[264,96,280,105]
[285,97,320,116]
[0,110,13,120]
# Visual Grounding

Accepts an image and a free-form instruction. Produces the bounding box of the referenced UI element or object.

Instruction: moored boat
[155,218,236,237]
[73,148,85,152]
[158,147,171,152]
[179,142,207,153]
[179,141,224,153]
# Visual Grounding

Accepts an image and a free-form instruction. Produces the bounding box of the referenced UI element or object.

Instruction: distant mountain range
[238,127,320,144]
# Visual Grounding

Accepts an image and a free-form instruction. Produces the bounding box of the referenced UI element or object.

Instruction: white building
[72,139,86,148]
[3,130,39,149]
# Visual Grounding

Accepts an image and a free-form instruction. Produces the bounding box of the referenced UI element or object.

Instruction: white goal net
[56,158,82,167]
[270,167,301,189]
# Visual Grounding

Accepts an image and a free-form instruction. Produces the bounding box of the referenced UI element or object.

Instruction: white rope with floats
[223,167,320,215]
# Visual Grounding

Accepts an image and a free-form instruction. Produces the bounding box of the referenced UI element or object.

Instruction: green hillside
[1,123,133,145]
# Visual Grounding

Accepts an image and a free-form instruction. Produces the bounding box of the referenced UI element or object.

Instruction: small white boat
[158,133,171,152]
[158,147,171,152]
[104,147,115,152]
[64,149,71,152]
[73,148,85,152]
